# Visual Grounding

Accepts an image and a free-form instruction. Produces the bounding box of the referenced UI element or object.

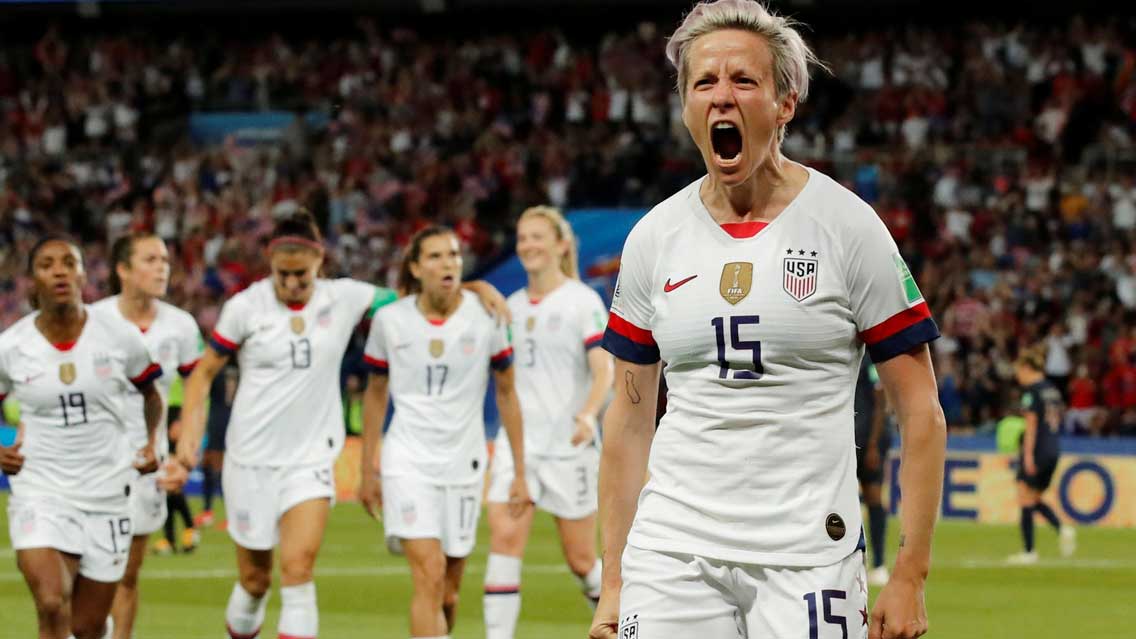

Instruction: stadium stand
[1,14,1135,434]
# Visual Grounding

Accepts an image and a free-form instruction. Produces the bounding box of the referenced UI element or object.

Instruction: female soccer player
[482,206,613,639]
[94,233,199,639]
[176,212,507,639]
[589,3,947,639]
[359,226,530,639]
[0,237,164,639]
[1007,345,1075,564]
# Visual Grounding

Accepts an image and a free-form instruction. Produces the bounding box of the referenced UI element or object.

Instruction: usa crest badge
[59,362,77,385]
[429,339,445,358]
[783,256,818,302]
[525,316,536,332]
[719,262,753,305]
[290,316,306,335]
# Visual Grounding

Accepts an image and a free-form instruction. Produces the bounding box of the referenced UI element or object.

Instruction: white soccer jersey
[502,279,607,458]
[93,297,202,458]
[0,306,162,511]
[210,278,396,466]
[364,290,513,486]
[604,168,939,567]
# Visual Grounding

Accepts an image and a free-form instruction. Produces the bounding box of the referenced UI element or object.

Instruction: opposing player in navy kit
[0,237,164,639]
[95,233,200,639]
[359,226,530,639]
[483,206,613,639]
[1007,345,1076,564]
[855,357,892,586]
[176,212,508,639]
[589,3,947,639]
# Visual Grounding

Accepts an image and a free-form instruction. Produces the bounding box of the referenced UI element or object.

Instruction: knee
[443,590,460,612]
[239,570,272,598]
[410,557,447,600]
[280,551,317,585]
[565,547,596,578]
[33,590,67,621]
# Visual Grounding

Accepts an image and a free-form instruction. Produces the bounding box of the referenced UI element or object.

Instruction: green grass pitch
[1,495,1133,638]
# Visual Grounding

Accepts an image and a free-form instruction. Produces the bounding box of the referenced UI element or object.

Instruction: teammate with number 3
[483,206,613,639]
[0,237,164,639]
[359,226,530,639]
[589,3,947,639]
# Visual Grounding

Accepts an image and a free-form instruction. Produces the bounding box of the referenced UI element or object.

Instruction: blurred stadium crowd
[1,15,1136,435]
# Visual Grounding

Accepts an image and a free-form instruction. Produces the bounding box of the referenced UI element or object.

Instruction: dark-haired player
[855,356,892,586]
[1007,346,1075,564]
[175,212,508,639]
[93,233,199,639]
[0,237,164,639]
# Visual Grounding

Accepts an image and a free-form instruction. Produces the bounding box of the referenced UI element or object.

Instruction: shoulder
[0,313,37,351]
[326,277,373,297]
[506,288,528,308]
[463,289,495,322]
[90,296,119,313]
[566,280,605,308]
[159,301,199,332]
[796,167,885,237]
[375,295,414,322]
[226,279,271,309]
[626,178,704,250]
[89,305,138,341]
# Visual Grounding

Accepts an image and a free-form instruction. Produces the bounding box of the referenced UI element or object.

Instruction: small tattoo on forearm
[899,534,906,548]
[625,370,642,404]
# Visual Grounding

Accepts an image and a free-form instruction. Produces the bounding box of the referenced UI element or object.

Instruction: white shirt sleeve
[603,222,660,364]
[578,287,608,351]
[176,315,204,377]
[845,211,940,363]
[490,319,514,371]
[123,325,163,389]
[363,310,390,375]
[210,294,248,356]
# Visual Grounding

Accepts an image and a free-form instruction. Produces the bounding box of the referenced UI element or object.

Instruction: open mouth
[711,122,743,162]
[441,274,456,285]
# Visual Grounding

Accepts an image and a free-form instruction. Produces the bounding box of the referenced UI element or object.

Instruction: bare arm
[175,346,230,470]
[359,373,389,519]
[134,381,165,474]
[1021,411,1038,473]
[494,365,531,516]
[598,359,660,591]
[871,344,947,639]
[572,348,615,445]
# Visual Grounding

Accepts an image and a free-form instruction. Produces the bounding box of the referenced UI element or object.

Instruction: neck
[527,267,566,298]
[701,149,795,223]
[118,288,158,327]
[36,301,85,340]
[419,289,461,318]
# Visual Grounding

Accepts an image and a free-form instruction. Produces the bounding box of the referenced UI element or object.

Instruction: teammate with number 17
[590,2,947,639]
[93,233,201,639]
[359,226,530,639]
[176,213,509,639]
[482,206,613,639]
[0,237,165,639]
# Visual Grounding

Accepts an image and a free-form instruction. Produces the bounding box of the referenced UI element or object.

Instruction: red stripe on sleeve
[491,347,514,363]
[363,354,389,369]
[130,363,161,385]
[607,312,655,346]
[211,331,239,351]
[177,358,201,376]
[858,302,932,345]
[583,333,604,347]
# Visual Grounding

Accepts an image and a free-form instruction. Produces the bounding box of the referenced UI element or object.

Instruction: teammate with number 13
[590,2,948,639]
[0,237,165,639]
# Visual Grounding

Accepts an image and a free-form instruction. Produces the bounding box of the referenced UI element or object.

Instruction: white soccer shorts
[381,474,481,559]
[486,443,599,520]
[222,458,336,551]
[618,543,869,639]
[7,494,133,583]
[128,472,167,536]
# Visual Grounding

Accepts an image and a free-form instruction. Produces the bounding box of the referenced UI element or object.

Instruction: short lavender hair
[666,0,820,136]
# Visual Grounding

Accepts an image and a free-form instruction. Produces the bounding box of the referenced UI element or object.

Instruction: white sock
[483,553,522,639]
[576,559,602,610]
[225,582,268,638]
[102,615,114,639]
[279,582,319,638]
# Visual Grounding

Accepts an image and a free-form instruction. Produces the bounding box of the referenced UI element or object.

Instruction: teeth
[713,122,737,130]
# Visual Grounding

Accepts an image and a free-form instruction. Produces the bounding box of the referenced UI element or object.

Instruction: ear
[776,90,798,128]
[408,260,422,281]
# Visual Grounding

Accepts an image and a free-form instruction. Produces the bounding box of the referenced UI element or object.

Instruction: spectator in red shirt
[1065,364,1100,434]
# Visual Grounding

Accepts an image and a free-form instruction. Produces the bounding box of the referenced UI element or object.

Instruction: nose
[711,78,735,110]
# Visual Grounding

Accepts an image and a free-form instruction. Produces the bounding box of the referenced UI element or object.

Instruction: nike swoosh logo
[394,343,412,351]
[24,373,44,383]
[663,275,698,293]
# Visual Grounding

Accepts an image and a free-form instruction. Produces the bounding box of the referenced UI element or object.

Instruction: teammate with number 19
[482,206,613,639]
[176,212,509,639]
[0,237,164,639]
[93,233,201,639]
[589,3,947,639]
[359,226,530,639]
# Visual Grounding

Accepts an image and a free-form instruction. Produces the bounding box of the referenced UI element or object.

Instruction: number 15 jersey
[603,168,939,567]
